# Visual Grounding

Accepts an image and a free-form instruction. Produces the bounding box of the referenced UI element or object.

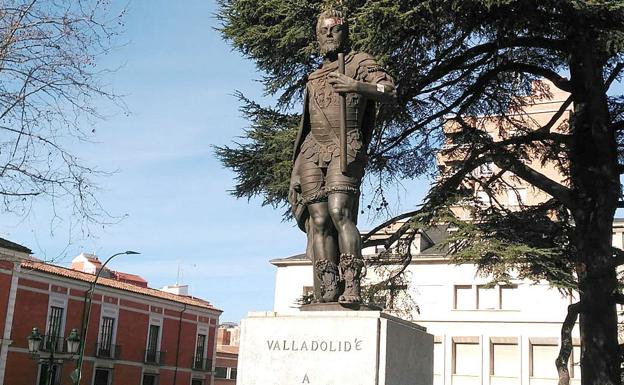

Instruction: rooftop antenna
[176,262,184,286]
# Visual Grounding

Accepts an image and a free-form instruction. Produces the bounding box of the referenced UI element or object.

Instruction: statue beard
[320,40,344,57]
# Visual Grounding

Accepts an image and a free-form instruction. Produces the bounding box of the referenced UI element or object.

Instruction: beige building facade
[437,80,572,218]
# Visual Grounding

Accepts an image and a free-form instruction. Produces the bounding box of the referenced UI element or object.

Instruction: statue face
[317,17,347,57]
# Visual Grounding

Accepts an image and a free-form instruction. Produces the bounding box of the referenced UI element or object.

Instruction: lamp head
[27,327,42,353]
[66,328,81,354]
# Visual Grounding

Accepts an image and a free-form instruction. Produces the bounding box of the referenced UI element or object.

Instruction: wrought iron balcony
[144,349,165,365]
[95,343,121,359]
[39,335,69,353]
[192,356,212,371]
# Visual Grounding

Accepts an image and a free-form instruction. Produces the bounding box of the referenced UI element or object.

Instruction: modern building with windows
[271,219,620,385]
[0,245,222,385]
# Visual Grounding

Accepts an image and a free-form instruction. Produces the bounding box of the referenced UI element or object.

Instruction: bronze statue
[289,9,396,305]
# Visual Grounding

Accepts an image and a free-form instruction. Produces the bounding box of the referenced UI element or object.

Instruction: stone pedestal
[236,310,433,385]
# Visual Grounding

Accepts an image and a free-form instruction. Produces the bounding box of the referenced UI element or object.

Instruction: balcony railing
[40,335,69,353]
[192,356,212,371]
[95,343,121,359]
[144,349,165,365]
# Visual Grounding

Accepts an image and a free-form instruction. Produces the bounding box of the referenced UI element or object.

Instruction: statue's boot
[315,260,340,302]
[338,254,365,304]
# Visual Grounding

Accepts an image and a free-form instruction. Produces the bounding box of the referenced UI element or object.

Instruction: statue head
[316,9,349,58]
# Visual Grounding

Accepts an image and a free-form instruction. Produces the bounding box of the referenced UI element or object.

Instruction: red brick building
[0,240,222,385]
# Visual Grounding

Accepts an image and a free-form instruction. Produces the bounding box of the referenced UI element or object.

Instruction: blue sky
[0,1,428,322]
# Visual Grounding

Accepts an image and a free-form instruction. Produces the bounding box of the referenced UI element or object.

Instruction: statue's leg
[327,192,360,254]
[304,219,321,302]
[327,192,365,304]
[325,153,366,304]
[308,202,340,302]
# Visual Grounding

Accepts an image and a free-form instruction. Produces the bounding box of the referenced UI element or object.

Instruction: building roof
[418,224,450,255]
[112,271,148,284]
[0,238,32,254]
[20,260,222,313]
[271,224,450,266]
[80,253,102,264]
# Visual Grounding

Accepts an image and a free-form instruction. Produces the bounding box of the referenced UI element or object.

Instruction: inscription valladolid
[266,338,363,352]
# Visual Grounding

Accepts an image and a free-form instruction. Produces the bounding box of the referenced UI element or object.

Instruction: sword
[338,52,347,174]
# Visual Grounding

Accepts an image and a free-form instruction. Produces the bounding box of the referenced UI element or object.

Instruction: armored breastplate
[307,74,366,145]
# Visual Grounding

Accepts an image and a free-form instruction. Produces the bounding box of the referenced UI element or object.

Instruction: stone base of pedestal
[236,310,433,385]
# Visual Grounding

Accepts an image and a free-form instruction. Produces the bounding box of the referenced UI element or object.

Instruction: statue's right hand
[288,179,301,204]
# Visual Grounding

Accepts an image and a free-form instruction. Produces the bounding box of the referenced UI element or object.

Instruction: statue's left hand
[328,72,359,93]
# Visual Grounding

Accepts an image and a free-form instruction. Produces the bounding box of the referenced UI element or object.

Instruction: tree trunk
[569,38,621,385]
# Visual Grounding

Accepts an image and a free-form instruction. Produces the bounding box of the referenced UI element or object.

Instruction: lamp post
[71,250,140,385]
[27,327,80,385]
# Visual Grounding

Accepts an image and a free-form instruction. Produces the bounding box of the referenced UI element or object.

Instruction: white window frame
[194,326,209,369]
[489,337,519,378]
[477,162,494,177]
[507,187,528,207]
[45,296,68,339]
[529,338,559,379]
[141,371,159,385]
[452,336,481,377]
[145,316,164,356]
[453,285,474,310]
[98,307,119,346]
[92,367,113,385]
[36,362,61,385]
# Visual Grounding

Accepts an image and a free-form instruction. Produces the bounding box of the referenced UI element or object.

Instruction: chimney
[160,284,189,296]
[70,253,103,275]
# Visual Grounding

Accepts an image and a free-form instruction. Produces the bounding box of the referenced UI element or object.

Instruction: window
[499,285,518,310]
[477,190,492,206]
[530,344,559,378]
[93,369,111,385]
[453,340,480,376]
[507,188,527,207]
[455,284,519,311]
[147,324,160,352]
[571,345,581,379]
[477,286,497,310]
[230,368,237,380]
[38,364,59,385]
[434,341,444,375]
[454,285,473,310]
[194,334,206,369]
[46,306,64,351]
[98,317,115,357]
[215,367,228,378]
[490,342,518,377]
[145,324,161,364]
[478,162,494,177]
[191,380,203,385]
[142,374,158,385]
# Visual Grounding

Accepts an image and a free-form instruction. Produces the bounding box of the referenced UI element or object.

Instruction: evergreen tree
[215,1,624,384]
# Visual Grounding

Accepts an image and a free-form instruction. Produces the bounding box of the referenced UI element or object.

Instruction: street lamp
[71,250,140,385]
[27,327,80,385]
[27,328,42,354]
